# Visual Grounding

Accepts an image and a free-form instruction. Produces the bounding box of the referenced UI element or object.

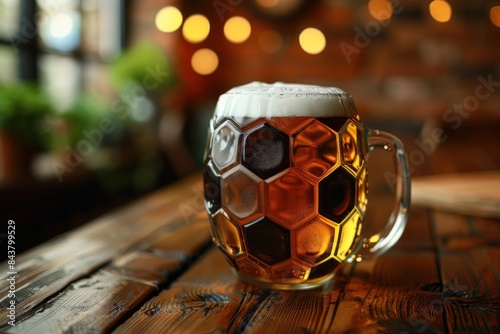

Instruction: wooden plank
[412,171,500,218]
[432,211,500,250]
[438,247,500,300]
[1,209,212,333]
[393,207,434,250]
[437,245,500,333]
[115,207,441,334]
[5,273,156,334]
[431,210,500,333]
[115,248,443,334]
[444,300,500,333]
[0,174,205,327]
[114,247,354,334]
[342,250,445,333]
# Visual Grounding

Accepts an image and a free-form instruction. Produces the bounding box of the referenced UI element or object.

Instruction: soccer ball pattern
[204,115,367,283]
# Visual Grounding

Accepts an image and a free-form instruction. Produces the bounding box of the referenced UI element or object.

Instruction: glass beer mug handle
[360,129,411,257]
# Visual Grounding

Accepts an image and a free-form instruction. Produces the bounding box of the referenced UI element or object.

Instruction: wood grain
[115,234,445,334]
[1,208,212,333]
[114,247,351,334]
[0,174,209,329]
[0,167,499,333]
[412,171,500,218]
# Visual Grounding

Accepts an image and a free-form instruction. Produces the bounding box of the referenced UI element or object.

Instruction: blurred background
[1,0,500,254]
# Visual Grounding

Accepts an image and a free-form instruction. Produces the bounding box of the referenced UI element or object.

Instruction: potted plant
[0,83,54,183]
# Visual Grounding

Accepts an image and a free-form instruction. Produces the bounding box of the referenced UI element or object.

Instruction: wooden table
[2,121,500,333]
[1,165,499,333]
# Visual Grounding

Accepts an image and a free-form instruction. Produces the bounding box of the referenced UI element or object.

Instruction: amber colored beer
[203,82,409,290]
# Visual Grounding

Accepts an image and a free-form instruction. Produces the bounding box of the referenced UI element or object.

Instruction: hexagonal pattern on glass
[308,258,341,280]
[266,170,316,229]
[293,120,339,179]
[221,166,263,221]
[211,211,244,257]
[211,121,241,173]
[319,167,357,223]
[267,117,312,135]
[271,259,309,280]
[203,160,221,214]
[242,124,290,180]
[204,113,370,285]
[230,116,265,131]
[243,217,291,265]
[203,119,215,162]
[339,120,363,173]
[357,165,368,217]
[294,216,338,265]
[318,116,349,132]
[235,255,269,279]
[335,211,362,261]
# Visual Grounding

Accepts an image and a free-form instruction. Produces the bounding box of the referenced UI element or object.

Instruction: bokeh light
[224,16,251,44]
[299,27,326,55]
[182,14,210,43]
[429,0,452,23]
[191,48,219,75]
[42,10,80,52]
[49,13,74,38]
[491,6,500,28]
[368,0,393,21]
[155,6,183,33]
[258,29,283,53]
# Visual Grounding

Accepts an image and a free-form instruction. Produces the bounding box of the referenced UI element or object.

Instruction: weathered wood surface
[1,174,499,333]
[0,174,212,332]
[412,171,500,218]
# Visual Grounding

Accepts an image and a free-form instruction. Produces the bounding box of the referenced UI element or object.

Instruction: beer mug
[203,82,410,290]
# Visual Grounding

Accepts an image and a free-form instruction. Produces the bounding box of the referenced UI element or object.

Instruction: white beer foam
[214,82,358,118]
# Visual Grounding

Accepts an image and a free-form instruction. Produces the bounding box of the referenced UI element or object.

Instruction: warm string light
[224,16,252,44]
[155,6,183,33]
[491,6,500,28]
[299,27,326,55]
[191,48,219,75]
[153,1,500,75]
[182,14,210,43]
[429,0,452,23]
[368,0,393,21]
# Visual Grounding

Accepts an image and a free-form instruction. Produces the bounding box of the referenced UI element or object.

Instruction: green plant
[108,41,176,93]
[0,82,55,148]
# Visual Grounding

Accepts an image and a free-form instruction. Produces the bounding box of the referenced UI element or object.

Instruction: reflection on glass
[0,0,20,38]
[0,46,17,82]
